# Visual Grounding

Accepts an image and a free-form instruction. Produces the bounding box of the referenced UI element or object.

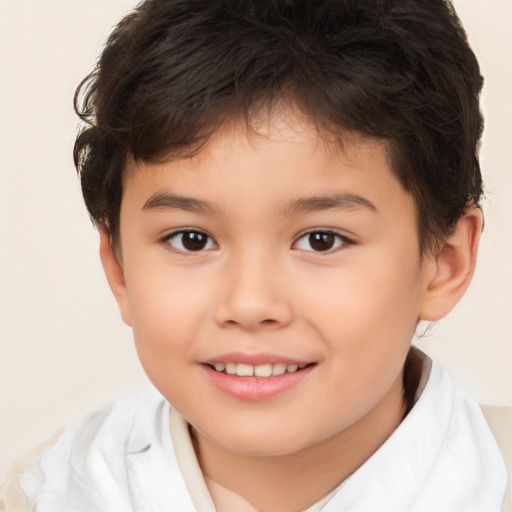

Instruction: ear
[99,229,132,326]
[419,206,483,321]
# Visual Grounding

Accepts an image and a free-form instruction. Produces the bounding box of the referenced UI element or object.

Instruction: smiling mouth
[206,362,313,378]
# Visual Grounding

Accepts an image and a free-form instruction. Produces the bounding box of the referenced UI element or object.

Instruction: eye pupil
[309,232,335,251]
[182,232,208,251]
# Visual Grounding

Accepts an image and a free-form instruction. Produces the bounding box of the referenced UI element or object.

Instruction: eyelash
[161,229,352,254]
[162,230,217,253]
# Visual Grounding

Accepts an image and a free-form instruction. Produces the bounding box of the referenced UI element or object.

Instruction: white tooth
[236,364,254,377]
[254,364,273,378]
[225,363,237,375]
[286,364,298,373]
[272,363,287,376]
[214,363,225,372]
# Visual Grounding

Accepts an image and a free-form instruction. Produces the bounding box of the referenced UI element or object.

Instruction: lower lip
[201,364,315,401]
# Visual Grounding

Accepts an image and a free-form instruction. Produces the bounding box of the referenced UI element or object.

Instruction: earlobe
[99,229,132,326]
[419,206,483,321]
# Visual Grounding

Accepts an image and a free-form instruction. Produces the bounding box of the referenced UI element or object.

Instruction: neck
[194,373,407,512]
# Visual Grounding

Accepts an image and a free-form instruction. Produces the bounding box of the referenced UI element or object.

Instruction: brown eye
[295,231,346,252]
[166,230,216,252]
[308,232,336,251]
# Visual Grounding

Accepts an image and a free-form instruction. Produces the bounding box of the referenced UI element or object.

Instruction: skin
[100,112,482,511]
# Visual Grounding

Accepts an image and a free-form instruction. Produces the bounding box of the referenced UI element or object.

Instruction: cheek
[300,254,421,352]
[125,270,208,373]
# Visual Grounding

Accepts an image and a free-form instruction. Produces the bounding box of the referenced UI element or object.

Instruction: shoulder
[0,428,65,512]
[423,359,510,511]
[0,386,168,512]
[481,404,512,512]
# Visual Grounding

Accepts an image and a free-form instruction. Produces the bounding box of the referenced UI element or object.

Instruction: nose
[214,251,293,331]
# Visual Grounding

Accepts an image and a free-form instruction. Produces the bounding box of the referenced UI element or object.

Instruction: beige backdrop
[1,0,511,481]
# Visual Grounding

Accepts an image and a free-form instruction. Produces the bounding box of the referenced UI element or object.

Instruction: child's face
[109,113,433,457]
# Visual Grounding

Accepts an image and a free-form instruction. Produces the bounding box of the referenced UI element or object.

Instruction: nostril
[261,319,278,325]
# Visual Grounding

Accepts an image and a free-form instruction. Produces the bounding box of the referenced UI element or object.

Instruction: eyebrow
[284,193,377,215]
[142,193,220,214]
[142,191,377,216]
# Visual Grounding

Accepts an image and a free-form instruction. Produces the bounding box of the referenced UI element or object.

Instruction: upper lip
[202,352,312,366]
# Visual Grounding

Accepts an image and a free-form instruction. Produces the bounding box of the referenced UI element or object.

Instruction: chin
[199,421,326,458]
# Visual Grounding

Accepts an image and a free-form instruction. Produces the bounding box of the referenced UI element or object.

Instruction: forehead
[122,112,414,222]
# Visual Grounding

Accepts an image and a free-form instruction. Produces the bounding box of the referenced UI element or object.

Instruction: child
[1,0,510,510]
